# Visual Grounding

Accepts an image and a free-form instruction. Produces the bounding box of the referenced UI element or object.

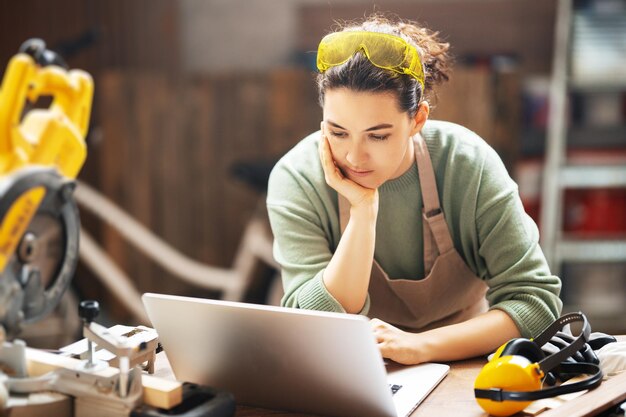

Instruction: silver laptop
[142,293,449,417]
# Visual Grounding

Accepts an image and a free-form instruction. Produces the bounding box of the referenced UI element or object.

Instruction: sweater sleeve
[266,152,371,314]
[475,146,562,338]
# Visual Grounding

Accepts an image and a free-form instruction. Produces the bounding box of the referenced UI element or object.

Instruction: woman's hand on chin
[318,133,378,211]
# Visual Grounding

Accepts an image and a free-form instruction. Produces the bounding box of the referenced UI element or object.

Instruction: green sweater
[266,120,562,338]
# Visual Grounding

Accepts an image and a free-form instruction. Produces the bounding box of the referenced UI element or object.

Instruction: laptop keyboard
[389,384,403,395]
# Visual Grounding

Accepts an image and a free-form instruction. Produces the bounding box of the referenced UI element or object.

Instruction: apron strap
[414,135,454,257]
[422,211,438,276]
[414,135,441,217]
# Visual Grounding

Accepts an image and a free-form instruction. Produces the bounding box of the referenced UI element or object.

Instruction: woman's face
[322,88,426,189]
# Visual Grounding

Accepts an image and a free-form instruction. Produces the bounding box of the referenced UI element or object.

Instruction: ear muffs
[500,338,545,363]
[474,312,603,417]
[501,338,561,385]
[475,339,545,416]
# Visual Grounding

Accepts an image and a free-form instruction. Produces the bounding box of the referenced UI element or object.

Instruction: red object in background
[563,188,626,237]
[516,152,626,239]
[520,189,626,238]
[561,150,626,238]
[522,199,541,227]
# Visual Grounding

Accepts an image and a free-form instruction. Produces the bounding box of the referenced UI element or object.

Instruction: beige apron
[338,135,488,332]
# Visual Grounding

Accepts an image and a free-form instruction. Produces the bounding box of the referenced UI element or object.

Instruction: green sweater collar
[379,164,419,193]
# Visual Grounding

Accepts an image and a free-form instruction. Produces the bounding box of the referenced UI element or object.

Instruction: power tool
[0,39,235,417]
[0,38,90,339]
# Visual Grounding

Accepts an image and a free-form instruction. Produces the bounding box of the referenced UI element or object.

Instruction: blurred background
[1,0,624,346]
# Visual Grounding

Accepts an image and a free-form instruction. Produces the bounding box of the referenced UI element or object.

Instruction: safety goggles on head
[316,31,425,89]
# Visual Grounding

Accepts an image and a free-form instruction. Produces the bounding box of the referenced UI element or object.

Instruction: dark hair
[316,14,452,116]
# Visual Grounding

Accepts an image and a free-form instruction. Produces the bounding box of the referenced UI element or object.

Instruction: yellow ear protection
[474,312,603,416]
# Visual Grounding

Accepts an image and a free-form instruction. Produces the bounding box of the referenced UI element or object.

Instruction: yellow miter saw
[0,41,235,416]
[0,38,90,339]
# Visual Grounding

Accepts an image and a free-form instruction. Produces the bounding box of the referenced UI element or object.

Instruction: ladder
[540,0,626,274]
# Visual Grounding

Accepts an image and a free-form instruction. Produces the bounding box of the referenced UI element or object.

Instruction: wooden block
[25,347,182,410]
[141,374,183,410]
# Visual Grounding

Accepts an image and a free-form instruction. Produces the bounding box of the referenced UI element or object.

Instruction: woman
[266,15,562,365]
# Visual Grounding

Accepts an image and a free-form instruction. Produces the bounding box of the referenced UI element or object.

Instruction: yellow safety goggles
[317,31,425,89]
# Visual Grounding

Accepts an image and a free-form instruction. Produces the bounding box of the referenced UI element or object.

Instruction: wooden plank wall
[88,70,320,321]
[432,67,521,170]
[0,0,179,75]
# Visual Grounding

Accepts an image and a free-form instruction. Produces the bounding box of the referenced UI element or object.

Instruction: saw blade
[0,167,79,337]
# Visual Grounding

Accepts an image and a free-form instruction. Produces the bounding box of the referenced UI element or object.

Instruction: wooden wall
[86,70,319,320]
[432,67,521,170]
[0,0,179,74]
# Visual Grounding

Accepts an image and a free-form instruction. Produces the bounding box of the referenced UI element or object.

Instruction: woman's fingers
[319,134,343,184]
[319,135,365,192]
[371,319,386,343]
[371,318,394,342]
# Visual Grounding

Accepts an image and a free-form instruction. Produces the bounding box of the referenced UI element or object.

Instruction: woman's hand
[371,318,430,365]
[318,133,378,210]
